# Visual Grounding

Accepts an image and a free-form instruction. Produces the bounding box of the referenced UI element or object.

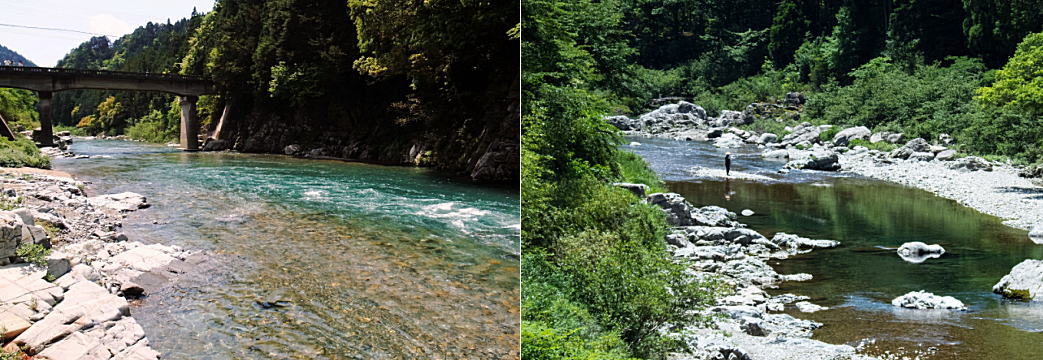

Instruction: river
[626,136,1043,359]
[53,139,520,359]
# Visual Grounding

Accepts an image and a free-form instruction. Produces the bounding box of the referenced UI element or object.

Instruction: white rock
[87,192,149,212]
[891,290,966,310]
[741,209,755,216]
[993,259,1043,300]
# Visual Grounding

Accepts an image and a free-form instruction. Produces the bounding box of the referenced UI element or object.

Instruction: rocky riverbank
[0,170,193,359]
[626,189,877,360]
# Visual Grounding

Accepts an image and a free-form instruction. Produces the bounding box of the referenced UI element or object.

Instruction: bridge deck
[0,66,206,82]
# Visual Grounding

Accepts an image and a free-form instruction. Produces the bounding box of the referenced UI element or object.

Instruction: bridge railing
[0,66,207,82]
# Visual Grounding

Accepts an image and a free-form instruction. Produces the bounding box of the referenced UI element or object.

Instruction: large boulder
[897,242,945,263]
[784,150,840,171]
[832,126,871,147]
[891,291,966,310]
[947,156,992,172]
[712,110,750,128]
[890,138,930,159]
[633,102,708,134]
[604,115,638,131]
[1019,164,1043,179]
[713,133,744,148]
[935,149,957,161]
[692,206,738,227]
[993,259,1043,300]
[754,133,778,144]
[779,122,825,147]
[645,193,696,226]
[908,152,935,162]
[783,92,806,107]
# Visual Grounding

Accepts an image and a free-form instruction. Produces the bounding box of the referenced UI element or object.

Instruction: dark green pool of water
[54,140,520,359]
[669,178,1043,359]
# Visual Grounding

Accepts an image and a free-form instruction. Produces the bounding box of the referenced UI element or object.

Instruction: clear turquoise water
[54,140,520,359]
[628,137,1043,359]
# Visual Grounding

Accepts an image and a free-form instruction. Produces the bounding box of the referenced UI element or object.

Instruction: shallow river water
[627,136,1043,359]
[54,140,520,359]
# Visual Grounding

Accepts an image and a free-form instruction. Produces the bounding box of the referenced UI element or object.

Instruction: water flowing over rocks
[993,260,1043,300]
[891,291,966,310]
[0,172,191,358]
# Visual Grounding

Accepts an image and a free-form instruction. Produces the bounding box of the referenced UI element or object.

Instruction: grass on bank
[0,136,50,169]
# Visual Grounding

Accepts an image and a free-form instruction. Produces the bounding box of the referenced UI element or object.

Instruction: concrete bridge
[0,66,216,150]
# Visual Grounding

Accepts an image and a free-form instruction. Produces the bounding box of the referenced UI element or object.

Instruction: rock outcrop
[993,260,1043,300]
[832,126,870,147]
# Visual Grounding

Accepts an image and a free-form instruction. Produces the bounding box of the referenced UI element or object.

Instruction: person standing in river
[725,152,732,176]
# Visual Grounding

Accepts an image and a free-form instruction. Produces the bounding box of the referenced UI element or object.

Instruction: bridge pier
[179,96,199,151]
[34,91,53,146]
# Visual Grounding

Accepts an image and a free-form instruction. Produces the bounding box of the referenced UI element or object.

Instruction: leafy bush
[16,243,49,266]
[616,151,666,194]
[0,136,51,169]
[804,57,984,141]
[848,138,898,152]
[817,125,840,143]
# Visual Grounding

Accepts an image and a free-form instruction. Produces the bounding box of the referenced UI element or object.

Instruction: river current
[626,136,1043,359]
[54,139,520,359]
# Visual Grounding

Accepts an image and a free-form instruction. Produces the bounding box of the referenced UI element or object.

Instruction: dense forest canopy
[48,0,518,181]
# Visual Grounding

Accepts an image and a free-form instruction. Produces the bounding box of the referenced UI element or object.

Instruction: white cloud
[88,13,133,37]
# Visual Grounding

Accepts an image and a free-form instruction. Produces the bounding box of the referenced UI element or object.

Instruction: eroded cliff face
[207,75,519,184]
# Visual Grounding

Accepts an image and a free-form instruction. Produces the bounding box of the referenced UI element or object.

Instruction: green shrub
[817,126,840,143]
[616,151,666,194]
[0,136,51,169]
[16,243,49,266]
[848,138,897,152]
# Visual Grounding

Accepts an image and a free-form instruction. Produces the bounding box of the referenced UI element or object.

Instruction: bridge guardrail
[0,66,207,82]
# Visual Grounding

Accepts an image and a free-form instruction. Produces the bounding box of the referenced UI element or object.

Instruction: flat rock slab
[87,192,149,213]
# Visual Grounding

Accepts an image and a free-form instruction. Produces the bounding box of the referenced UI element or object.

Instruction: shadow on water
[54,140,520,359]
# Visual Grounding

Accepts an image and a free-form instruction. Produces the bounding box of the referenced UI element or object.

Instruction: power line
[0,22,119,38]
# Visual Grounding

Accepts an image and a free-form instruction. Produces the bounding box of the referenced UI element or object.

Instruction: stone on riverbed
[784,150,840,171]
[897,242,945,263]
[891,291,966,310]
[794,301,828,313]
[646,193,696,226]
[993,259,1043,300]
[87,192,150,212]
[946,156,993,172]
[935,149,957,161]
[741,209,755,216]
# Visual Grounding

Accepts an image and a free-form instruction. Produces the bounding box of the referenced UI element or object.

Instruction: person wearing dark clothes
[725,152,732,176]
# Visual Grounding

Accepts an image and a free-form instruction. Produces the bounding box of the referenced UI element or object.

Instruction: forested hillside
[528,0,1043,164]
[0,44,49,168]
[0,44,36,66]
[522,0,1043,359]
[53,0,518,182]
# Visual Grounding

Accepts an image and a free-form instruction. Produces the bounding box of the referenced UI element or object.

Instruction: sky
[0,0,215,67]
